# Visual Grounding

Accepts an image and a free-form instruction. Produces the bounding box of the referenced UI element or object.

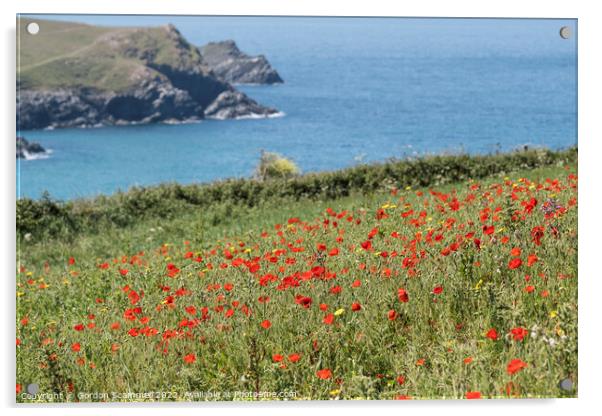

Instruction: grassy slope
[17,164,569,272]
[16,163,578,400]
[18,18,111,69]
[18,162,572,267]
[17,17,201,92]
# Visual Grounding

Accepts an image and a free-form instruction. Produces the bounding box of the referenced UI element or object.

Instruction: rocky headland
[17,19,281,130]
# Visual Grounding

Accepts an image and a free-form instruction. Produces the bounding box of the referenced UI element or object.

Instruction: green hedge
[17,147,577,239]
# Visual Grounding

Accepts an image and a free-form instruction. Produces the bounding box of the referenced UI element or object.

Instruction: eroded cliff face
[200,40,283,85]
[17,23,279,130]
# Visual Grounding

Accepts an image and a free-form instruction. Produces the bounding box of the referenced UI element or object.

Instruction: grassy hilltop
[18,17,203,92]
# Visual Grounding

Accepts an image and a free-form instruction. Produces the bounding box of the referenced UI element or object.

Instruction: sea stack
[200,40,283,85]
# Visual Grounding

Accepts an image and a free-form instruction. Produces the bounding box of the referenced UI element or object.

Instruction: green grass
[16,162,577,401]
[17,17,202,93]
[18,18,112,70]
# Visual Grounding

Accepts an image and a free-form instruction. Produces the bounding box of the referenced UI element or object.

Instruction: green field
[16,155,577,401]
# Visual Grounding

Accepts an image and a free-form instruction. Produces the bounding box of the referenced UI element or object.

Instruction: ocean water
[17,16,577,200]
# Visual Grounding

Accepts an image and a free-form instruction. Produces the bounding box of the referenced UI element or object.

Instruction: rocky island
[200,40,283,85]
[17,19,281,130]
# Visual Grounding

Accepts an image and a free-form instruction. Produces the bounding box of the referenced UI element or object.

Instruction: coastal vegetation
[17,147,576,242]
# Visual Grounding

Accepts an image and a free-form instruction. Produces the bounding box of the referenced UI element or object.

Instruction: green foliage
[16,147,577,241]
[255,150,301,181]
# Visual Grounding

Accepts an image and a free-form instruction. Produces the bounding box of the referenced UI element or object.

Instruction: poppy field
[16,163,577,401]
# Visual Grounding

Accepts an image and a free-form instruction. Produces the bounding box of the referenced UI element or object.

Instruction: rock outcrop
[17,20,279,130]
[200,40,283,85]
[204,90,280,120]
[16,136,46,159]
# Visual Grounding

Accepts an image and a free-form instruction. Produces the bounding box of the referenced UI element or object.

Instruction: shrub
[255,150,301,181]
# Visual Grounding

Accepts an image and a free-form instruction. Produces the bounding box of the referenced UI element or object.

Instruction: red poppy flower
[361,240,372,250]
[272,354,283,362]
[508,258,522,270]
[531,226,544,246]
[483,225,495,235]
[330,285,342,295]
[328,248,339,256]
[433,285,443,295]
[183,353,196,364]
[260,320,271,329]
[527,254,538,266]
[323,314,334,325]
[510,247,522,257]
[288,353,301,363]
[388,310,397,321]
[510,327,528,341]
[316,368,332,379]
[376,208,388,220]
[486,328,498,341]
[71,343,81,352]
[398,288,409,303]
[465,391,481,399]
[351,302,361,311]
[73,323,84,332]
[396,375,405,385]
[507,358,528,375]
[296,296,313,308]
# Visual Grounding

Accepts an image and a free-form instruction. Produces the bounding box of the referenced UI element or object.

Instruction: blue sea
[17,16,577,200]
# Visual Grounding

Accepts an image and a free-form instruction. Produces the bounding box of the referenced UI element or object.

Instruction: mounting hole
[559,26,571,40]
[26,22,40,35]
[26,383,39,395]
[559,378,573,391]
